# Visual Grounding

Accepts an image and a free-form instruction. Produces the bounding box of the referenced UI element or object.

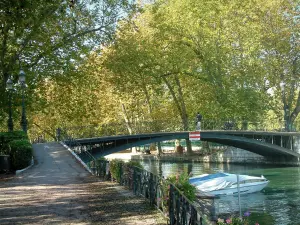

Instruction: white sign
[189,131,201,141]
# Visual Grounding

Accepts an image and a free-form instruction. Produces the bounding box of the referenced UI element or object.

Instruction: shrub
[158,172,197,215]
[217,211,260,225]
[0,142,10,155]
[126,160,143,169]
[9,139,33,170]
[109,159,124,182]
[165,172,197,201]
[95,157,106,163]
[0,131,28,155]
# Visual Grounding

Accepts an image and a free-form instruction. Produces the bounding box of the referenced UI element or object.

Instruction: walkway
[0,142,167,225]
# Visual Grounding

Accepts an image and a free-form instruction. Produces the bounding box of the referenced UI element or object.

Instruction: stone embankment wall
[201,147,265,164]
[130,146,266,164]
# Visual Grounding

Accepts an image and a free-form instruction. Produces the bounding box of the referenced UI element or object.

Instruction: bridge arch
[69,131,300,161]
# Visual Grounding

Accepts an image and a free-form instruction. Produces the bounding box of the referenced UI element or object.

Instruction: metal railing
[61,129,96,162]
[92,161,216,225]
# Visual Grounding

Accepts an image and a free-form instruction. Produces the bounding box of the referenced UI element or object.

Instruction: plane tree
[0,0,136,130]
[259,1,300,131]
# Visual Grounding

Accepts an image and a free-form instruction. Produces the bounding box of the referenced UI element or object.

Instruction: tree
[0,0,136,129]
[259,1,300,130]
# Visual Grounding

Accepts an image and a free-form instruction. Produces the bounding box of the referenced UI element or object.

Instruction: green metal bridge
[63,130,300,163]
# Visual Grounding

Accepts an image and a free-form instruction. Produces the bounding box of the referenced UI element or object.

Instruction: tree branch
[33,122,57,140]
[7,4,62,72]
[28,25,107,68]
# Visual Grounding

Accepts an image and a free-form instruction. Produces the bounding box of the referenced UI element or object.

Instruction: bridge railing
[59,128,96,162]
[196,120,291,132]
[92,160,216,225]
[59,119,293,139]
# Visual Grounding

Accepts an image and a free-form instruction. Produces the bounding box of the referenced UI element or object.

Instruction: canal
[140,161,300,225]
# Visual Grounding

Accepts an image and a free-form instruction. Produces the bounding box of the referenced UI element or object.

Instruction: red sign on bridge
[189,131,201,141]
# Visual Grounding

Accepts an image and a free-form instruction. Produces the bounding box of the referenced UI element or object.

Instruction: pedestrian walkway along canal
[0,142,167,225]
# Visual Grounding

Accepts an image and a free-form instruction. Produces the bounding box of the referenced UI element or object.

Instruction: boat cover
[189,173,267,193]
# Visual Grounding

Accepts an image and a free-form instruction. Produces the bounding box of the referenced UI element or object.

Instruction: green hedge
[0,131,28,155]
[0,131,32,170]
[9,139,33,170]
[109,159,144,183]
[110,159,124,182]
[165,173,197,201]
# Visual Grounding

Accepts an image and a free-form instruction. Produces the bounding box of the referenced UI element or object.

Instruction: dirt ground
[0,142,167,225]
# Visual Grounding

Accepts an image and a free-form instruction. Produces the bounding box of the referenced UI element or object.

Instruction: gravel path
[0,142,167,225]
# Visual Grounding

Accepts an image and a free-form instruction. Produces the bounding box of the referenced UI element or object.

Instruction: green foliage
[97,0,299,130]
[0,131,28,155]
[9,139,33,170]
[108,159,143,182]
[1,0,298,134]
[95,157,106,163]
[217,217,245,225]
[157,172,197,215]
[109,159,124,182]
[165,172,197,201]
[0,0,137,132]
[217,212,260,225]
[126,160,143,169]
[0,131,32,171]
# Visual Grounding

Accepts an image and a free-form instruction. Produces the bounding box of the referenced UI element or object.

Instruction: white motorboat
[189,172,269,196]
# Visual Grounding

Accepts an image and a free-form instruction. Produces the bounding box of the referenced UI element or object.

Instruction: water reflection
[216,192,267,216]
[140,161,300,225]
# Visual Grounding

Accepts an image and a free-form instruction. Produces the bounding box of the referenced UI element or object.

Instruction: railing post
[169,184,175,225]
[149,173,154,205]
[211,198,217,221]
[181,198,187,224]
[190,207,197,225]
[133,167,137,195]
[175,191,180,225]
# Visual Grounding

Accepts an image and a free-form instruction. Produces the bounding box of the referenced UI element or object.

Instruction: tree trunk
[121,103,133,135]
[202,141,210,155]
[185,138,193,155]
[157,142,162,156]
[161,74,192,153]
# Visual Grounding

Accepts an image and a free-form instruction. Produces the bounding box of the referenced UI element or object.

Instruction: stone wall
[130,146,300,166]
[201,147,265,164]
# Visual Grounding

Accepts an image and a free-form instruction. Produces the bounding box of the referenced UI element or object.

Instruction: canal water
[140,161,300,225]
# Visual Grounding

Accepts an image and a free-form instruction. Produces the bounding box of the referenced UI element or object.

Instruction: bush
[217,212,260,225]
[109,159,124,182]
[0,131,28,155]
[165,172,197,201]
[158,172,197,215]
[9,139,33,170]
[126,160,143,169]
